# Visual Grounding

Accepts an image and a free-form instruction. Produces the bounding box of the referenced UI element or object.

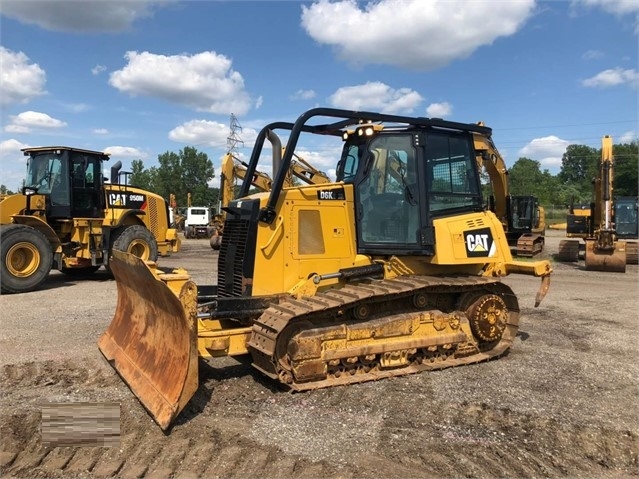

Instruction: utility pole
[227,113,244,160]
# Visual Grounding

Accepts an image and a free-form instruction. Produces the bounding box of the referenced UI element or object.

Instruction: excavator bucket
[98,250,199,430]
[584,240,626,273]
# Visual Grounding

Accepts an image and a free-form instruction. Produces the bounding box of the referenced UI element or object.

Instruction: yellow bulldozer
[0,146,180,294]
[99,108,552,430]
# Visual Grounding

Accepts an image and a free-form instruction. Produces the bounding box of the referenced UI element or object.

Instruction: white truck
[184,207,213,239]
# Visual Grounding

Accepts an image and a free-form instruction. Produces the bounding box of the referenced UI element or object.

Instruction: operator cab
[614,196,639,238]
[239,108,488,258]
[339,126,483,255]
[507,196,540,232]
[23,147,107,219]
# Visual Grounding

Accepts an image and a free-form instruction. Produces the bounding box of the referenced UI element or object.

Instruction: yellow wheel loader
[99,108,552,430]
[0,146,180,294]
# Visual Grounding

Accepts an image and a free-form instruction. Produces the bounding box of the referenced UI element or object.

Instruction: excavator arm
[473,130,509,226]
[287,153,331,185]
[219,153,274,210]
[584,135,626,271]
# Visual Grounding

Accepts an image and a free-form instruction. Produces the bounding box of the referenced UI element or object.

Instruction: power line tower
[227,113,244,159]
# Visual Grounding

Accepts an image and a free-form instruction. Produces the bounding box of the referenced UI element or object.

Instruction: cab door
[70,154,104,219]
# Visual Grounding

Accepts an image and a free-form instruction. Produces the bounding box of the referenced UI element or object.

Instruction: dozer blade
[98,250,199,430]
[584,240,626,273]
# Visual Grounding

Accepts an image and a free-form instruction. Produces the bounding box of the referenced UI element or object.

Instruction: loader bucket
[98,250,199,430]
[584,240,626,273]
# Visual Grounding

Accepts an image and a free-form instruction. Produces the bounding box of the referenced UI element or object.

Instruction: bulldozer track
[248,275,520,391]
[1,360,637,478]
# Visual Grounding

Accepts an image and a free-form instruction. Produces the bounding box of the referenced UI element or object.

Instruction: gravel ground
[1,229,638,478]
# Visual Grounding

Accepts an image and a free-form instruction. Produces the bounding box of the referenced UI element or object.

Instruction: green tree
[155,146,216,207]
[129,159,158,192]
[0,184,15,195]
[557,144,598,201]
[508,157,544,196]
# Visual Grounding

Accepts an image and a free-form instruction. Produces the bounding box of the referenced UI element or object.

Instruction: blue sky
[1,0,637,191]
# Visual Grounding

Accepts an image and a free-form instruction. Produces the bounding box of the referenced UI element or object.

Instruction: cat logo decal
[463,227,496,257]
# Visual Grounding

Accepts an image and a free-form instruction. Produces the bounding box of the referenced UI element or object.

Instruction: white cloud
[64,103,91,113]
[291,89,317,101]
[0,139,30,189]
[581,49,604,60]
[168,119,260,150]
[255,96,264,109]
[619,130,638,143]
[0,47,47,106]
[4,111,67,134]
[518,136,571,169]
[168,120,229,148]
[0,0,165,33]
[301,0,535,70]
[104,146,148,159]
[109,50,252,115]
[328,82,423,114]
[92,65,107,76]
[573,0,639,33]
[582,67,639,88]
[93,128,109,135]
[574,0,639,15]
[426,102,453,118]
[0,138,29,160]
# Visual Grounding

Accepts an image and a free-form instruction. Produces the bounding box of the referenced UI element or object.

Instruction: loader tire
[111,225,158,263]
[0,224,53,294]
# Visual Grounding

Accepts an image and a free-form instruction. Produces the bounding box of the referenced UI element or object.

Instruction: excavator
[473,130,545,257]
[209,153,278,249]
[504,195,545,257]
[557,136,629,271]
[98,108,552,430]
[210,150,331,249]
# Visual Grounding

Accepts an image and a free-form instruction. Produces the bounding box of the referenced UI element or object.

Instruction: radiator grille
[148,198,159,236]
[217,218,250,297]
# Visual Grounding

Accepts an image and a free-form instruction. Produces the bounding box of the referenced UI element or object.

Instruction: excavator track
[248,275,520,391]
[516,233,544,257]
[625,240,638,265]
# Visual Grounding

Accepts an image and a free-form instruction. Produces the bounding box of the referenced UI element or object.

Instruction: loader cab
[23,147,107,219]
